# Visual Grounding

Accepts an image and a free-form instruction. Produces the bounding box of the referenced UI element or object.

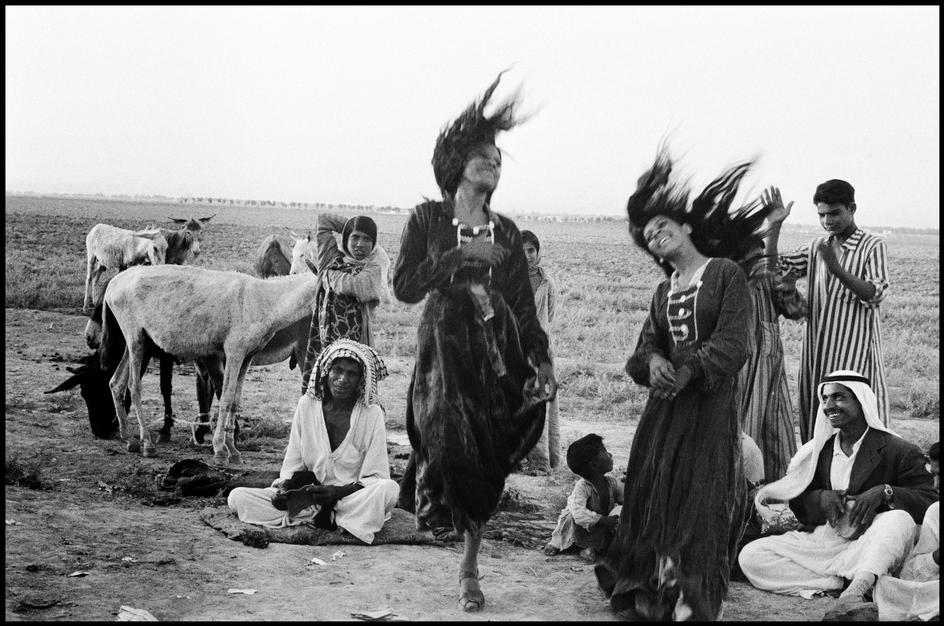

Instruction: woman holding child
[595,148,773,621]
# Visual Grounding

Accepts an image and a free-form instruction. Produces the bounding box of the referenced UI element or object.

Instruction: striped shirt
[778,228,889,442]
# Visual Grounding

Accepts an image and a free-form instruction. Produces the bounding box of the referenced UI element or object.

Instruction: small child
[543,434,623,561]
[521,230,561,473]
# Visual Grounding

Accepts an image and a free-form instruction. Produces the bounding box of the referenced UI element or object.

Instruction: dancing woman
[393,72,557,611]
[595,148,772,620]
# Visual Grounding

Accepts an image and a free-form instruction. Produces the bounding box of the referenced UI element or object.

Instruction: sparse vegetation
[5,452,48,489]
[5,193,939,430]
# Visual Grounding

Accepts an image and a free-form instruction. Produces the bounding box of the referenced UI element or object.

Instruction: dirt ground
[5,308,937,621]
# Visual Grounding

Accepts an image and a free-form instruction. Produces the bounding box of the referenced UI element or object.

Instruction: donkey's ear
[168,217,187,223]
[45,368,89,393]
[199,214,215,223]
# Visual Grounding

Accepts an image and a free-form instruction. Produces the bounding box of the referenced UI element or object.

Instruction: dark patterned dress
[393,199,550,533]
[596,258,751,621]
[736,256,805,482]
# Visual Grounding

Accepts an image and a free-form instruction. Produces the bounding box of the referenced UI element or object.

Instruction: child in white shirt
[544,434,623,561]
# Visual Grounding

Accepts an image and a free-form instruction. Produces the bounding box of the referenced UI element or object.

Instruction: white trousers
[227,479,400,544]
[874,502,939,621]
[738,509,917,598]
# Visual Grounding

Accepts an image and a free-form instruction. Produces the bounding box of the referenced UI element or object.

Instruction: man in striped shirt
[768,179,889,442]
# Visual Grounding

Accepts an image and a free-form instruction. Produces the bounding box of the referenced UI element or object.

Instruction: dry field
[5,194,939,621]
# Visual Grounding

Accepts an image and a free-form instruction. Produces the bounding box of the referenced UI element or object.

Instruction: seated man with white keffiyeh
[738,370,936,604]
[228,339,399,544]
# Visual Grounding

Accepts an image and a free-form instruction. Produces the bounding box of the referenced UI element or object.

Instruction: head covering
[341,215,378,258]
[626,145,773,276]
[432,69,527,199]
[755,370,897,510]
[520,229,540,253]
[306,338,388,407]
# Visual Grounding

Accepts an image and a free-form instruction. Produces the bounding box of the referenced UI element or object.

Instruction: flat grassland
[4,195,939,621]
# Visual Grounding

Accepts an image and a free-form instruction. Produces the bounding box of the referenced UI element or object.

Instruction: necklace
[451,217,496,284]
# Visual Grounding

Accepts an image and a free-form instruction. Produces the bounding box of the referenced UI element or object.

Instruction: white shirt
[830,427,870,491]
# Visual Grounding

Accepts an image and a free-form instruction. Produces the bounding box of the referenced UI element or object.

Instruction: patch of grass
[5,452,48,490]
[906,383,940,418]
[237,417,290,451]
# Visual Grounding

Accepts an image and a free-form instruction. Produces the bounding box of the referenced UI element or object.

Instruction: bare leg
[458,523,485,612]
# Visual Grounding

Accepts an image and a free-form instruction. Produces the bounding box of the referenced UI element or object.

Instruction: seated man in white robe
[228,339,400,544]
[873,442,939,621]
[739,370,937,602]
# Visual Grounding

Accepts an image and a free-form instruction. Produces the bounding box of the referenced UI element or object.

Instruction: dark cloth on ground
[161,458,280,498]
[200,506,441,548]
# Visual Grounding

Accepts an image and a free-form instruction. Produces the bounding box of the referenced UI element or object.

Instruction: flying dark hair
[929,441,939,462]
[626,146,773,276]
[813,179,855,207]
[520,230,540,253]
[432,70,527,200]
[566,433,606,480]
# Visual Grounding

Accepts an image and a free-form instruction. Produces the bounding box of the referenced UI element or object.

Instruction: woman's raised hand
[461,240,509,267]
[762,186,793,226]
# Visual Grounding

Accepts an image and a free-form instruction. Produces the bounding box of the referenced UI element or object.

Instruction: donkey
[289,231,318,275]
[253,235,292,278]
[83,224,168,312]
[101,264,319,465]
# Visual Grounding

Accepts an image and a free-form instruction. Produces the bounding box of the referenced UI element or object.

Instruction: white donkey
[289,231,318,274]
[101,264,319,465]
[84,223,168,312]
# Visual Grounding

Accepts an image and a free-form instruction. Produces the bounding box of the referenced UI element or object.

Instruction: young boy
[769,180,890,442]
[543,434,623,561]
[521,230,561,472]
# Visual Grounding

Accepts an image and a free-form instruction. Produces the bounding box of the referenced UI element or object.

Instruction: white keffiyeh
[755,369,898,511]
[307,338,388,407]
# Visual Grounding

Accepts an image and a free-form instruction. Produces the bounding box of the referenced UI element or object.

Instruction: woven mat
[200,506,441,548]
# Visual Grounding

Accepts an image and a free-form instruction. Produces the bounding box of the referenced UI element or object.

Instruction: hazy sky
[6,6,940,228]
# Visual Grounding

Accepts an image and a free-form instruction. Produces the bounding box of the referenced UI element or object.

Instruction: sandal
[458,569,485,612]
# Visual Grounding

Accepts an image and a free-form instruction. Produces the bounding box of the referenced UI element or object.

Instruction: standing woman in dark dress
[393,72,558,612]
[594,148,773,621]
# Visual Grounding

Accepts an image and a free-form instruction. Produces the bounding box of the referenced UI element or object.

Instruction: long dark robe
[596,258,751,621]
[393,199,550,533]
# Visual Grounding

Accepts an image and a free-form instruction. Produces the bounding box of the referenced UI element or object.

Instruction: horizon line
[5,190,939,234]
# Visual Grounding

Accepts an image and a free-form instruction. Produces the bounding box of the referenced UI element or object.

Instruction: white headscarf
[306,338,388,407]
[755,369,897,509]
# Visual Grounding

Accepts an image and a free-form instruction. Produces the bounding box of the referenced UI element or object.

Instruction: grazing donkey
[100,264,319,465]
[83,224,168,312]
[253,235,292,278]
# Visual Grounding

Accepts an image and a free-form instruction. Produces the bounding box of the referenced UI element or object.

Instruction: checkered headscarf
[306,339,388,407]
